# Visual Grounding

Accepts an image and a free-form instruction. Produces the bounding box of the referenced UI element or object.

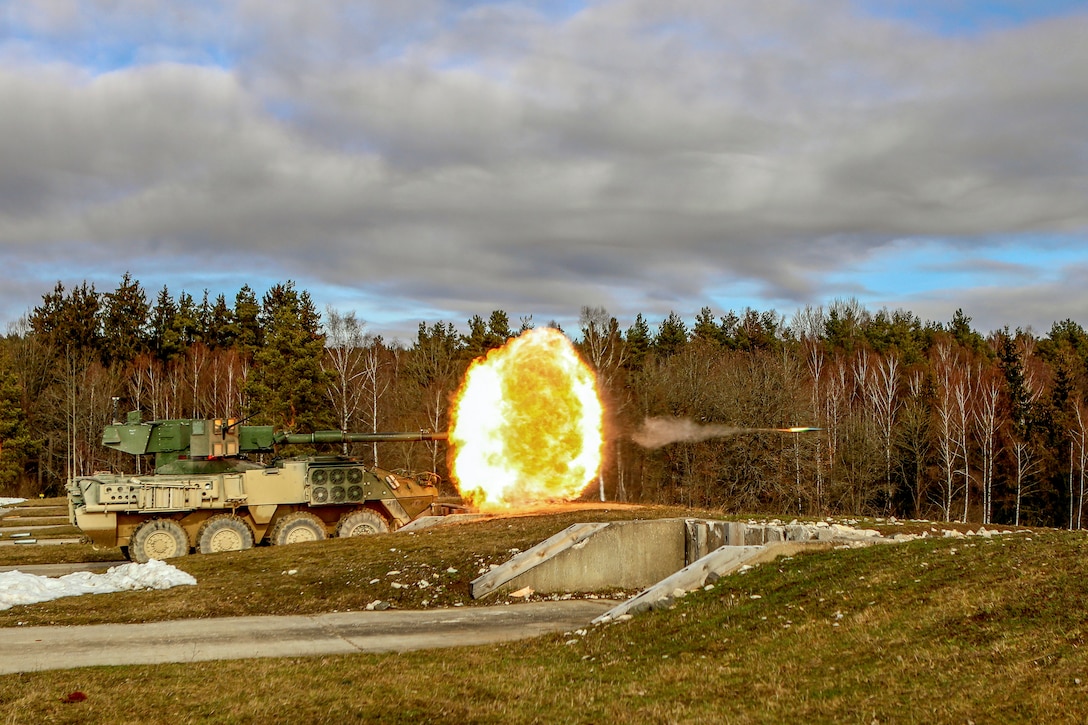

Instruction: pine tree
[624,314,652,370]
[149,286,183,362]
[692,307,723,346]
[206,293,235,349]
[100,272,150,367]
[948,308,989,357]
[998,328,1045,525]
[824,298,869,354]
[461,314,489,361]
[232,285,262,361]
[29,281,102,356]
[461,310,512,360]
[865,308,924,365]
[246,282,329,431]
[173,292,201,349]
[654,311,687,358]
[487,310,513,347]
[0,356,36,493]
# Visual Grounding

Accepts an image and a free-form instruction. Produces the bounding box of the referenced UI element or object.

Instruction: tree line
[3,275,1088,529]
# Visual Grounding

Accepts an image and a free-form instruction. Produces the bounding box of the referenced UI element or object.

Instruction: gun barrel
[276,430,448,445]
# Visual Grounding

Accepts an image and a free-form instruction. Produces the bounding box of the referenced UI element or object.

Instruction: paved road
[0,600,616,674]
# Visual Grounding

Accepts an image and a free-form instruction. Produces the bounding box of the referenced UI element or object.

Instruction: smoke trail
[630,417,746,449]
[630,418,822,448]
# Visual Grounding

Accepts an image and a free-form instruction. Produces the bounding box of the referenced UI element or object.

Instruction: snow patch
[0,498,27,506]
[0,559,196,611]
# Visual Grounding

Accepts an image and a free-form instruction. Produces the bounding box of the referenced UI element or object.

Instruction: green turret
[101,413,447,475]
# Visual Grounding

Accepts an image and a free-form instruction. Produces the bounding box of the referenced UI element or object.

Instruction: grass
[0,504,692,626]
[2,504,1086,723]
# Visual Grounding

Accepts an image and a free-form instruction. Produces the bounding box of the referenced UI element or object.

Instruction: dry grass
[3,505,1088,723]
[0,505,690,626]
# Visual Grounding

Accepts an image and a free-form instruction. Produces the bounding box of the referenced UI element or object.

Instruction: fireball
[449,327,603,510]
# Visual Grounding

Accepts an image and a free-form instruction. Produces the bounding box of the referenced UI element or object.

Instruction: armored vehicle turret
[67,413,449,562]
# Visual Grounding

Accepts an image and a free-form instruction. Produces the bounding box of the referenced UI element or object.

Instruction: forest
[3,273,1088,530]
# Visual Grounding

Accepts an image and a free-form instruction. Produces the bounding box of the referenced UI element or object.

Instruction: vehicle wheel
[269,511,328,546]
[197,515,254,554]
[336,509,390,537]
[130,518,190,563]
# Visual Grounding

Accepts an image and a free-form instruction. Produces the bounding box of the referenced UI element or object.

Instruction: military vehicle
[66,413,449,563]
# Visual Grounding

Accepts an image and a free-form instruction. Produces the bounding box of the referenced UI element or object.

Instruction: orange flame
[449,328,603,511]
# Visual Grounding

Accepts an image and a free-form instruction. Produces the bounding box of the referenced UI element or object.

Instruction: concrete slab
[743,526,765,546]
[0,515,68,522]
[0,524,77,533]
[472,518,881,603]
[506,519,686,595]
[786,525,812,541]
[593,545,765,622]
[472,519,694,598]
[0,537,82,547]
[397,513,491,532]
[594,540,834,623]
[0,600,616,674]
[471,522,612,597]
[685,519,728,561]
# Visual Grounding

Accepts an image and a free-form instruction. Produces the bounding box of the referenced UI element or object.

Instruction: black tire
[130,518,190,563]
[269,511,328,546]
[336,509,390,538]
[196,515,254,555]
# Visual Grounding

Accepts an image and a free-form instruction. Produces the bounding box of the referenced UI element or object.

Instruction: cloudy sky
[1,0,1086,342]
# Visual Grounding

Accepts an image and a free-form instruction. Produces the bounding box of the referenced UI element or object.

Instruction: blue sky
[1,0,1086,342]
[856,0,1088,34]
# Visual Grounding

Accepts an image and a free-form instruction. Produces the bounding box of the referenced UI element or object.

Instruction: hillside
[1,510,1086,723]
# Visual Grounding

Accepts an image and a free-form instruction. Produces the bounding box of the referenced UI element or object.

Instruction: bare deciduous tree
[1071,403,1088,529]
[866,352,900,513]
[974,367,1003,525]
[323,307,368,453]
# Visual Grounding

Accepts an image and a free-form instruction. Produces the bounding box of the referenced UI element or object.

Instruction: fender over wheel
[269,511,328,546]
[336,509,390,537]
[197,515,254,554]
[130,518,190,563]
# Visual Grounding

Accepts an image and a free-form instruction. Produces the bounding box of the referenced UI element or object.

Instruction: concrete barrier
[0,537,82,547]
[592,544,765,622]
[397,513,491,532]
[471,519,687,598]
[470,517,896,616]
[593,540,833,623]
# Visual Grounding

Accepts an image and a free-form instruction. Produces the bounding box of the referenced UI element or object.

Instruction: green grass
[0,505,690,626]
[2,508,1086,723]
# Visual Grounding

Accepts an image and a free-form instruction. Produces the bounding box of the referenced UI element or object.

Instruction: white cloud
[1,0,1086,337]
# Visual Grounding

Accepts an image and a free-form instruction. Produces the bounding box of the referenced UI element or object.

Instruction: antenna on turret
[220,414,257,437]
